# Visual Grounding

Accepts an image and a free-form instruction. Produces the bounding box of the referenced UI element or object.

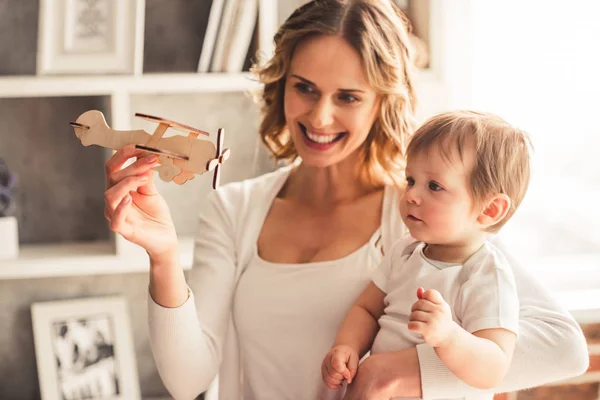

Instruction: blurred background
[0,1,598,399]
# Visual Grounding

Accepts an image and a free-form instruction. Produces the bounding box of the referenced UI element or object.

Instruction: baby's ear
[477,194,511,228]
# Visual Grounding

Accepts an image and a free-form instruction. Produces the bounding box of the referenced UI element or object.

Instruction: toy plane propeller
[69,110,230,188]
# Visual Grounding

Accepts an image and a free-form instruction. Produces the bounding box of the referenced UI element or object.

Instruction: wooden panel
[582,323,600,345]
[589,355,600,372]
[515,383,599,400]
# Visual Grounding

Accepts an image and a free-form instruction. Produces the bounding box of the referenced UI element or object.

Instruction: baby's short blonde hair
[406,110,532,232]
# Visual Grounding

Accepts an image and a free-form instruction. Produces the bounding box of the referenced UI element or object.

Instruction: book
[210,0,240,72]
[223,0,258,72]
[197,0,226,73]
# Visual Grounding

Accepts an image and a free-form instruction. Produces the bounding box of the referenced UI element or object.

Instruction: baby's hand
[408,287,458,347]
[321,345,359,389]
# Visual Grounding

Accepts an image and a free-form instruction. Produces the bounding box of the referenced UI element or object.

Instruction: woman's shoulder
[203,165,292,219]
[216,165,290,199]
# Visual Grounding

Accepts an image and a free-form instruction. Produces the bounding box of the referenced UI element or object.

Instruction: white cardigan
[148,165,589,400]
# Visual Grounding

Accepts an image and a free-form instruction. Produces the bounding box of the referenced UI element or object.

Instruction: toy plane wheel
[156,165,182,182]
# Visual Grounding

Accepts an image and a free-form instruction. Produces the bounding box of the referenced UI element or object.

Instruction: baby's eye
[406,177,415,186]
[428,181,443,191]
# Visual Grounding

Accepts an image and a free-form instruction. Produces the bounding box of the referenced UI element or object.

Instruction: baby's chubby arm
[409,288,517,389]
[321,282,386,389]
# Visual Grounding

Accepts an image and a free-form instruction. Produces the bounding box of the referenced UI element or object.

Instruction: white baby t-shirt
[371,237,519,400]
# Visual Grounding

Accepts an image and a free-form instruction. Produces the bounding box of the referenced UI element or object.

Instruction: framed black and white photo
[37,0,145,75]
[31,296,141,400]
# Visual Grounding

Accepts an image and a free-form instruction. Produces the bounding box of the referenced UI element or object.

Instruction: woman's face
[283,35,380,168]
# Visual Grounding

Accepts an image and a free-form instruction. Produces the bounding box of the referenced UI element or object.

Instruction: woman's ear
[477,194,511,228]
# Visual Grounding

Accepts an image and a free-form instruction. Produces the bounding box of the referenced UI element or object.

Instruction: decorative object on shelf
[70,110,231,188]
[37,0,146,75]
[31,296,141,400]
[0,159,19,259]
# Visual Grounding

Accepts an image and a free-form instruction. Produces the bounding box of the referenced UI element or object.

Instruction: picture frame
[36,0,146,75]
[31,296,141,400]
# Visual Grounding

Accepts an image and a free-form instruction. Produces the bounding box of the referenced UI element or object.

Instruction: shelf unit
[0,0,279,279]
[0,237,194,280]
[0,73,261,98]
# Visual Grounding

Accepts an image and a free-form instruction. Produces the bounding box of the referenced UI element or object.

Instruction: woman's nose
[308,97,335,129]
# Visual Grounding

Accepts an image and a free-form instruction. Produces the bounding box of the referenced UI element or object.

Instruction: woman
[103,1,588,399]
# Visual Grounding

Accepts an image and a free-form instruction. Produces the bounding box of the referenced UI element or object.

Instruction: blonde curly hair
[251,0,418,187]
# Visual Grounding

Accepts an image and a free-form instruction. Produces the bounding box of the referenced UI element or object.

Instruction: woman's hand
[343,349,422,400]
[104,144,178,260]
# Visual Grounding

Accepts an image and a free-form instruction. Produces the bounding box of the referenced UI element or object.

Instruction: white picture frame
[31,296,141,400]
[37,0,145,75]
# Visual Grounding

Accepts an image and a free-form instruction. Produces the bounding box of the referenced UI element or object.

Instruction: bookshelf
[0,0,278,279]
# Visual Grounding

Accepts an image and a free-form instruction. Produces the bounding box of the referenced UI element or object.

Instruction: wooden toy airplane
[69,110,230,188]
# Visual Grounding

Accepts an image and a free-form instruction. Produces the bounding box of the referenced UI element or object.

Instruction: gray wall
[0,1,273,399]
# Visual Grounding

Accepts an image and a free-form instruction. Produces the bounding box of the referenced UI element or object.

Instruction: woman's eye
[294,82,315,94]
[339,93,359,104]
[428,181,443,191]
[406,177,415,186]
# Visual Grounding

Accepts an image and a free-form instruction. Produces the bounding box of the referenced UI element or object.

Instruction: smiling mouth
[299,123,346,144]
[407,215,423,222]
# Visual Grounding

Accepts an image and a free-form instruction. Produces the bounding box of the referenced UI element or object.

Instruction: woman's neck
[282,156,378,208]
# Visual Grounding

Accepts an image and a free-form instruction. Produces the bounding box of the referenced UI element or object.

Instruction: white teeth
[306,130,338,144]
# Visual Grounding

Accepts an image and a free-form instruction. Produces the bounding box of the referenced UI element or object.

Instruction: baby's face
[400,146,481,245]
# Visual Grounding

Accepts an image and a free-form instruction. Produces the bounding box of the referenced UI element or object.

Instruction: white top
[147,164,589,400]
[371,239,520,400]
[233,209,385,399]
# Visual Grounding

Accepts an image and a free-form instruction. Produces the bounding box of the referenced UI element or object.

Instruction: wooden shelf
[0,70,440,99]
[0,236,193,280]
[0,72,261,98]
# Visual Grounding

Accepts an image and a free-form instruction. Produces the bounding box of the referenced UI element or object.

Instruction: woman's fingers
[105,145,144,178]
[104,175,149,211]
[135,168,159,196]
[107,153,158,189]
[109,194,133,236]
